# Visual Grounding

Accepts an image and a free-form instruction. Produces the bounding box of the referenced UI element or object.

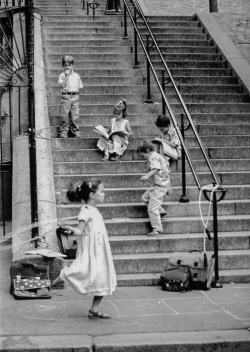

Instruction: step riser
[56,186,250,204]
[57,201,250,219]
[49,113,250,125]
[65,253,250,274]
[47,94,249,105]
[54,173,250,189]
[48,104,250,116]
[110,236,250,254]
[51,136,250,148]
[51,147,250,161]
[116,271,250,286]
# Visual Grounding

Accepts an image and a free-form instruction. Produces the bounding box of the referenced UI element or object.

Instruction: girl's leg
[89,295,111,319]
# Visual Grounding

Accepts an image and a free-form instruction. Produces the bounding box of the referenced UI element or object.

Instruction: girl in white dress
[53,180,117,319]
[97,100,132,161]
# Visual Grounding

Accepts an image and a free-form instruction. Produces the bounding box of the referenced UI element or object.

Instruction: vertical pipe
[0,87,6,236]
[161,70,166,115]
[18,87,21,135]
[25,0,38,244]
[133,5,139,68]
[179,113,189,203]
[145,34,153,103]
[123,3,128,39]
[212,187,219,283]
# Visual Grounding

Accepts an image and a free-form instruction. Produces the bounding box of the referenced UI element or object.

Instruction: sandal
[88,310,111,319]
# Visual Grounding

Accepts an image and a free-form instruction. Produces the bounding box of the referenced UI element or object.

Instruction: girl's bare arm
[64,220,86,236]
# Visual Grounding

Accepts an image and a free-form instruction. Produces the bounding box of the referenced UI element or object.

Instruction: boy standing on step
[138,141,171,237]
[58,55,83,138]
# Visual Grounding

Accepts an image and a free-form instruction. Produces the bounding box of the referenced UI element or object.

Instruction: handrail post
[0,90,6,237]
[179,113,189,203]
[161,70,166,114]
[211,184,223,288]
[123,2,128,39]
[133,5,139,68]
[145,34,153,103]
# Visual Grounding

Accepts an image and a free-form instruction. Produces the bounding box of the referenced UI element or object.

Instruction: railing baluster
[145,34,152,103]
[133,5,139,68]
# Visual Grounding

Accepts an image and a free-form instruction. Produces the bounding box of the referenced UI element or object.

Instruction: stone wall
[139,0,250,65]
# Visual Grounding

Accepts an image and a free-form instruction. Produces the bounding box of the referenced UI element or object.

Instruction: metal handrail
[124,0,225,193]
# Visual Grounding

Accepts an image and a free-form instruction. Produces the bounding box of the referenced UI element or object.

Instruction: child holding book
[153,114,181,167]
[96,100,132,161]
[138,141,171,237]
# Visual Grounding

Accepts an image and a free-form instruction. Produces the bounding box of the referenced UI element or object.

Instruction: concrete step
[55,185,250,204]
[47,83,243,95]
[59,215,250,236]
[116,269,250,285]
[54,172,250,189]
[48,103,250,116]
[49,112,250,126]
[50,134,250,149]
[52,159,250,175]
[47,93,250,105]
[110,232,250,254]
[62,249,250,274]
[44,46,131,54]
[57,199,250,219]
[44,39,211,47]
[51,123,250,138]
[43,33,208,41]
[51,146,250,162]
[42,26,204,35]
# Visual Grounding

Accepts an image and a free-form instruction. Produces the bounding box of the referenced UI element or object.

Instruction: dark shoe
[88,310,111,319]
[73,132,81,138]
[160,212,168,219]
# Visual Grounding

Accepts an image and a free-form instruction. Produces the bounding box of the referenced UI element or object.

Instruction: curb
[1,330,250,351]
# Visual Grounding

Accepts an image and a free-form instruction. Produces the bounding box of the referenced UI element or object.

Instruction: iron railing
[0,0,37,241]
[122,0,226,286]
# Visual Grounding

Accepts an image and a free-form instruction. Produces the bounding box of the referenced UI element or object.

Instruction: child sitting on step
[138,141,171,237]
[52,179,117,319]
[58,55,83,138]
[97,100,132,161]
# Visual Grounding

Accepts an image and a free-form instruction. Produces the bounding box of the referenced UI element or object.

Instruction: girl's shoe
[160,212,168,219]
[110,154,120,161]
[88,310,111,319]
[147,229,162,237]
[101,156,109,162]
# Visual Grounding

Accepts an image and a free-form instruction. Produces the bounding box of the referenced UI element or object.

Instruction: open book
[152,138,178,160]
[93,125,127,140]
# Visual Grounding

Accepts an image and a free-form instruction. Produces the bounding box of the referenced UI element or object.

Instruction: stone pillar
[33,12,58,250]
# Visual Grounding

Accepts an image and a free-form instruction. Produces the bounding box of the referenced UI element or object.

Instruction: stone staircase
[36,0,250,285]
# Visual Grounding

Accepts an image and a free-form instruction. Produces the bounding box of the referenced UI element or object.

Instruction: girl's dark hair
[67,180,102,203]
[62,55,74,66]
[137,140,155,153]
[155,114,170,128]
[121,99,127,118]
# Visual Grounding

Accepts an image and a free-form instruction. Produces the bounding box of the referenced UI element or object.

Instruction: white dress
[60,205,117,296]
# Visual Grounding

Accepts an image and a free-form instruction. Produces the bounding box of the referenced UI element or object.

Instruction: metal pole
[25,0,38,244]
[123,3,128,39]
[133,5,139,68]
[212,186,223,288]
[179,113,189,203]
[0,87,6,237]
[161,70,166,115]
[145,34,153,103]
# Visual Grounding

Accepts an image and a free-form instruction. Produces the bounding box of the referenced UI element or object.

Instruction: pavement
[0,225,250,351]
